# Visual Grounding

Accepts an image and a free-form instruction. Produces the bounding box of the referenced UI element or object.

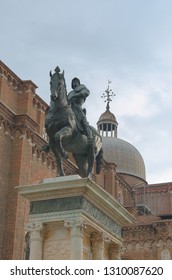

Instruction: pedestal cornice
[17,175,134,227]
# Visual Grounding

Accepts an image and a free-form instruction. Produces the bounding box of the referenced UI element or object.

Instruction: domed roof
[97,85,146,182]
[102,137,146,180]
[98,109,117,124]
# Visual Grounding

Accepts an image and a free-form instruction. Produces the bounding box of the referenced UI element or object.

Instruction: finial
[101,80,115,111]
[54,66,61,73]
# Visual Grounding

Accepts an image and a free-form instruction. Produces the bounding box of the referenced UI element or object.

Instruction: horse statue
[43,66,103,177]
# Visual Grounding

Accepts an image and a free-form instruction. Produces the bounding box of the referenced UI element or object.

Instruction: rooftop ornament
[101,80,115,111]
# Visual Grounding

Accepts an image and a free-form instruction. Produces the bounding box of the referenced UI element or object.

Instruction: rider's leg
[82,118,93,142]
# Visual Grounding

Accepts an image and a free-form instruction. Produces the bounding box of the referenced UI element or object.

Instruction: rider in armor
[68,77,93,143]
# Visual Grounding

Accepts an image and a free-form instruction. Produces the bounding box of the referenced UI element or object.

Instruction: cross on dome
[101,80,115,111]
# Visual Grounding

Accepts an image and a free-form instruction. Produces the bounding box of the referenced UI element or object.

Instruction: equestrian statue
[43,66,103,177]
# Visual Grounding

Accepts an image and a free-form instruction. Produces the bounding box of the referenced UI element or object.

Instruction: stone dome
[97,106,146,182]
[102,137,146,180]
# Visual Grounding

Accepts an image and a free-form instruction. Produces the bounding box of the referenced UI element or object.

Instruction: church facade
[0,60,172,259]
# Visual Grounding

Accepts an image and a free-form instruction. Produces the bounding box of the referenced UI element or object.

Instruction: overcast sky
[1,0,172,184]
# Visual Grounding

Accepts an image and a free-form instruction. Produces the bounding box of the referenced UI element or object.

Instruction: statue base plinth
[17,175,133,260]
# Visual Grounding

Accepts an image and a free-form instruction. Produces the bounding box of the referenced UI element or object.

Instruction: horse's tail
[96,147,103,174]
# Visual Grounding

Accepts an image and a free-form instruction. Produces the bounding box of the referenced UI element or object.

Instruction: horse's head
[49,67,68,107]
[50,70,62,100]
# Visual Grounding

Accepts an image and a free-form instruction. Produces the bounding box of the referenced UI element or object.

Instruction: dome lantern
[97,80,118,137]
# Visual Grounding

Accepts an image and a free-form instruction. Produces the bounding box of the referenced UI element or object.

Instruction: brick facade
[0,61,77,259]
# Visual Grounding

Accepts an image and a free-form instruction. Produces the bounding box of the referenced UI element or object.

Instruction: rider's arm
[68,85,90,101]
[74,85,90,98]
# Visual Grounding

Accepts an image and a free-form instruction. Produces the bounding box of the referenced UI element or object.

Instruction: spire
[97,81,118,138]
[101,80,115,111]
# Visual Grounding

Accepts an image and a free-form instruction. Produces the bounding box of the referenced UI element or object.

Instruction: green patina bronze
[30,196,121,236]
[43,66,103,177]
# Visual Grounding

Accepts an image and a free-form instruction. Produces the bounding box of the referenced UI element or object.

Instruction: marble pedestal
[18,175,133,260]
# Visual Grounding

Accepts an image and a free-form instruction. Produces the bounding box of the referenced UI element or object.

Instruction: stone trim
[30,196,121,237]
[18,176,134,227]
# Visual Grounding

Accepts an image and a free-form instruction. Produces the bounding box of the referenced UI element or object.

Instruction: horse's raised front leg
[54,126,72,159]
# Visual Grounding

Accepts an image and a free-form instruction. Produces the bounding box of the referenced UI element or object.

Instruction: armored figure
[68,77,93,143]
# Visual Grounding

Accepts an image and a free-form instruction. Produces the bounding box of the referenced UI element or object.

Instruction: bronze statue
[68,77,93,143]
[43,66,103,177]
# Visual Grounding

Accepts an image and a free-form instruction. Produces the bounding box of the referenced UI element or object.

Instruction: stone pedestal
[17,175,133,260]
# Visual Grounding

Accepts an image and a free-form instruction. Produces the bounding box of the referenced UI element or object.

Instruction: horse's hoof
[87,170,93,178]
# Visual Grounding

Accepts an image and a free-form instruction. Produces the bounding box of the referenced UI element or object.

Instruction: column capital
[91,231,105,247]
[109,243,121,260]
[64,219,86,236]
[25,222,43,233]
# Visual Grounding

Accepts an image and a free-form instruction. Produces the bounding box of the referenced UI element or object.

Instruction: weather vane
[101,80,115,110]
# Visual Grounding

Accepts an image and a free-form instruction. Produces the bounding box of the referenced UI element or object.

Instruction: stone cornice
[116,173,133,193]
[0,61,38,91]
[17,175,134,227]
[0,101,38,136]
[14,114,38,131]
[30,196,122,237]
[137,182,172,194]
[34,93,49,109]
[22,80,38,89]
[0,101,15,123]
[122,219,172,241]
[0,60,23,83]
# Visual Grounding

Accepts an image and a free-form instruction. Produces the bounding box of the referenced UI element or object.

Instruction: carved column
[91,232,104,260]
[109,243,121,260]
[65,219,85,260]
[25,222,43,260]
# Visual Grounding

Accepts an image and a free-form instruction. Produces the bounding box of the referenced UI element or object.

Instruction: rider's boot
[85,126,93,146]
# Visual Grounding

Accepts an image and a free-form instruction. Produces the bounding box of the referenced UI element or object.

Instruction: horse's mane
[61,71,69,103]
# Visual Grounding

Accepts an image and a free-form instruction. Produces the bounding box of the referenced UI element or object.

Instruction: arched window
[161,249,171,260]
[118,191,124,204]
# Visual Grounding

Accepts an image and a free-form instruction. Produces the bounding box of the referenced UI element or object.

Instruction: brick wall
[0,61,84,259]
[0,128,13,258]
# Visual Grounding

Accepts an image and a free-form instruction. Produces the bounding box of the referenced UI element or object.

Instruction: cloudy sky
[1,0,172,184]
